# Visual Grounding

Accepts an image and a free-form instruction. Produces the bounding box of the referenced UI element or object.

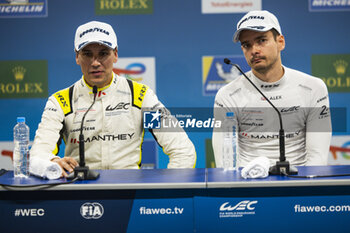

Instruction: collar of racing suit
[81,72,117,98]
[248,66,289,92]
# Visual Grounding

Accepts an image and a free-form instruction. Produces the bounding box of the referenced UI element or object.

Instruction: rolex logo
[333,60,348,75]
[12,66,26,81]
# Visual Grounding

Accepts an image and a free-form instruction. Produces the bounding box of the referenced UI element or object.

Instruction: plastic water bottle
[222,112,237,170]
[13,117,30,178]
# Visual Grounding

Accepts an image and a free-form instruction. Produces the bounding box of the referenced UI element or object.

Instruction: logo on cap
[238,15,265,29]
[80,27,110,38]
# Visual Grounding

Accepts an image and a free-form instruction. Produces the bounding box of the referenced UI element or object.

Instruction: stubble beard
[251,56,279,76]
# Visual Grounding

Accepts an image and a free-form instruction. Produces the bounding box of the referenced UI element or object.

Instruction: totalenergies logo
[330,142,350,160]
[113,63,146,82]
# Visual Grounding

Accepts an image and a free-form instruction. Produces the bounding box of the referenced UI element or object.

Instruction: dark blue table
[0,168,206,190]
[198,166,350,233]
[1,166,350,233]
[207,165,350,188]
[0,168,206,233]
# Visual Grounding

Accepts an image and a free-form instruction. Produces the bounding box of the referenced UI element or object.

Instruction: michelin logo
[0,0,48,18]
[309,0,350,11]
[219,200,258,218]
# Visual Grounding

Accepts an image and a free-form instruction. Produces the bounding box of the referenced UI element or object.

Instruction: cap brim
[233,26,273,43]
[75,40,116,51]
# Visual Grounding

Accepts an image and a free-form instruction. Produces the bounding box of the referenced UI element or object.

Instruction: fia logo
[80,202,104,219]
[143,110,161,129]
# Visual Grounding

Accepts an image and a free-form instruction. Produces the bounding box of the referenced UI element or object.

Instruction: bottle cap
[226,112,234,117]
[17,117,25,123]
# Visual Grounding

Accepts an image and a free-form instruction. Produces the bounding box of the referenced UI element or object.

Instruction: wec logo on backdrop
[14,208,45,217]
[219,200,258,218]
[220,200,258,211]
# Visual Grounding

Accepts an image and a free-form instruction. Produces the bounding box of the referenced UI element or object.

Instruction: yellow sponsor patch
[132,81,148,108]
[53,88,72,115]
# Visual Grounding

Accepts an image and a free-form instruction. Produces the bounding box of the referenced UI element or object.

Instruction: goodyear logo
[0,0,48,18]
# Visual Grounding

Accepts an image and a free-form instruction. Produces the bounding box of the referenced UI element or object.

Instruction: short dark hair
[271,28,280,41]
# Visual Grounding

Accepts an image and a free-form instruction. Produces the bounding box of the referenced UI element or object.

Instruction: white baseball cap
[74,21,118,51]
[233,10,282,43]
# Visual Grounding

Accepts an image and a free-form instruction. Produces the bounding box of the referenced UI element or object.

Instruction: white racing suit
[212,66,332,168]
[30,73,196,169]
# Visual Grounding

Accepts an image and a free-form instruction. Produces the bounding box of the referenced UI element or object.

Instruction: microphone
[67,86,100,180]
[224,58,298,175]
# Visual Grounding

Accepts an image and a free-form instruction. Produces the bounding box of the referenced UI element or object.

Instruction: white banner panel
[0,141,14,170]
[329,135,350,165]
[202,0,261,14]
[113,57,156,93]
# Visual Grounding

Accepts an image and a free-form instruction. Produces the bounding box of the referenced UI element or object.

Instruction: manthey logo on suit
[0,0,48,18]
[0,60,48,98]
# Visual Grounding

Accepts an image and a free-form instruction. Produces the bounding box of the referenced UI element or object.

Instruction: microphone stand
[67,86,100,180]
[224,58,298,175]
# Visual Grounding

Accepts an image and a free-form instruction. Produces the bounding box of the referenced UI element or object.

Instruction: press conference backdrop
[0,0,349,169]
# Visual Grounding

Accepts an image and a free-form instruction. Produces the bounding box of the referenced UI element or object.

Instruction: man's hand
[51,157,79,177]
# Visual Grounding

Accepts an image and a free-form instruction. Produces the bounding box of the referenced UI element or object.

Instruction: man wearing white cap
[212,11,332,168]
[30,21,196,176]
